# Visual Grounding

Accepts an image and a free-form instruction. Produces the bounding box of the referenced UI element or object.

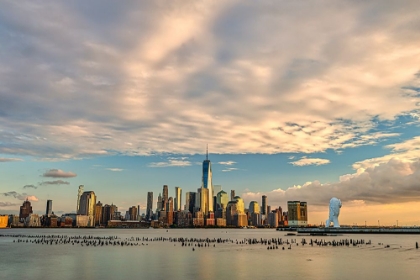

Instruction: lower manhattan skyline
[1,0,420,227]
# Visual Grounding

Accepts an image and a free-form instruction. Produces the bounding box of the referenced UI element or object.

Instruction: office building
[46,200,53,217]
[262,195,267,215]
[202,147,214,212]
[231,190,235,201]
[19,200,33,221]
[146,192,153,220]
[185,192,196,214]
[162,185,168,211]
[95,201,103,226]
[216,190,229,210]
[78,191,96,227]
[287,201,308,227]
[175,187,182,211]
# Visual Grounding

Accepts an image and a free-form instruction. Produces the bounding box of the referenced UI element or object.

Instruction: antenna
[206,144,208,160]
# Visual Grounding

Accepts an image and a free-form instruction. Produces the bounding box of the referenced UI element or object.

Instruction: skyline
[1,0,420,226]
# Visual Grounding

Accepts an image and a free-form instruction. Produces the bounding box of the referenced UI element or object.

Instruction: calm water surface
[1,228,419,280]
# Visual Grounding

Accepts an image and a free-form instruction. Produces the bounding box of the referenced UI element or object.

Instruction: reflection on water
[1,228,419,280]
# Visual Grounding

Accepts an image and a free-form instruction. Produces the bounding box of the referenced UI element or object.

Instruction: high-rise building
[78,191,96,227]
[77,185,84,213]
[167,197,174,225]
[19,200,33,221]
[230,190,235,201]
[262,195,267,215]
[249,201,260,214]
[202,147,214,212]
[157,193,162,211]
[46,200,53,217]
[287,201,308,227]
[146,192,153,220]
[175,187,182,212]
[128,206,138,221]
[213,185,222,195]
[233,196,245,214]
[216,190,228,210]
[185,192,196,214]
[95,201,103,226]
[101,203,117,225]
[197,187,209,215]
[162,185,169,211]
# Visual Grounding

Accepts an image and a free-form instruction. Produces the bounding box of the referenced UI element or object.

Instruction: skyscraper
[262,195,267,215]
[202,147,214,212]
[175,187,182,212]
[146,192,153,220]
[185,192,196,214]
[157,193,162,211]
[197,187,209,215]
[216,190,228,210]
[95,201,103,226]
[78,191,96,227]
[162,185,168,211]
[19,199,33,221]
[230,190,235,201]
[77,185,84,213]
[46,200,53,217]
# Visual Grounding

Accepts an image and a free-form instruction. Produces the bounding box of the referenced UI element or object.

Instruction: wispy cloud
[290,157,330,166]
[2,191,38,201]
[0,202,19,207]
[106,168,123,172]
[0,157,23,162]
[42,169,77,178]
[222,167,238,172]
[148,157,191,168]
[218,161,236,166]
[39,180,70,186]
[23,185,37,189]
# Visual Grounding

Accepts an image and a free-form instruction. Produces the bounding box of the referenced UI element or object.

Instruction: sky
[1,0,420,226]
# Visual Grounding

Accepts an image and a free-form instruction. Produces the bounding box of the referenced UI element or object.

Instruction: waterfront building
[234,213,248,227]
[185,192,196,214]
[78,191,96,227]
[226,201,237,226]
[262,195,267,215]
[216,190,229,210]
[0,215,8,228]
[176,210,192,227]
[19,200,33,221]
[46,200,53,217]
[146,192,153,221]
[197,187,209,215]
[157,193,162,212]
[76,215,89,227]
[216,218,226,227]
[102,204,118,225]
[95,201,103,226]
[193,211,204,227]
[231,190,235,201]
[234,196,245,214]
[162,185,168,211]
[175,187,182,211]
[25,214,41,227]
[202,147,214,212]
[206,212,215,226]
[167,197,174,225]
[77,185,84,213]
[250,212,261,227]
[268,211,279,227]
[128,206,138,221]
[249,201,260,214]
[287,201,308,227]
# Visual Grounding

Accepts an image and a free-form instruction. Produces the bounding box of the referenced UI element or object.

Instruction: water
[1,228,419,280]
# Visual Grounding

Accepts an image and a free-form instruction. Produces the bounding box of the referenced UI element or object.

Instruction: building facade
[287,201,308,227]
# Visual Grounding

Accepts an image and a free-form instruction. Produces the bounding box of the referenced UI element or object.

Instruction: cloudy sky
[1,0,420,226]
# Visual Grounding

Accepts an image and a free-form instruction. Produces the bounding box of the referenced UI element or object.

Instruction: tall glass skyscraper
[202,147,214,212]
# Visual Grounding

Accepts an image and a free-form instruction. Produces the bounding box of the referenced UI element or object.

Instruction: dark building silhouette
[19,200,33,220]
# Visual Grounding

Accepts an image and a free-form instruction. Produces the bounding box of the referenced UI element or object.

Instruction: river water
[1,228,419,280]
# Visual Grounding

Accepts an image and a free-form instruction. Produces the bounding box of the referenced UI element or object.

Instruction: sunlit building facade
[287,201,308,227]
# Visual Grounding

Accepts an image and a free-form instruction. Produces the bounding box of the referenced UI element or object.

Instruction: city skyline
[1,1,420,226]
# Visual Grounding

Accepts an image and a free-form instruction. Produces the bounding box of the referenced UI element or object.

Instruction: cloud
[42,169,77,178]
[290,157,330,166]
[242,158,420,207]
[2,191,38,201]
[0,202,19,207]
[0,1,419,160]
[218,161,236,166]
[106,168,123,172]
[353,136,420,169]
[222,167,238,172]
[23,185,37,189]
[39,180,70,185]
[148,157,191,168]
[0,157,23,162]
